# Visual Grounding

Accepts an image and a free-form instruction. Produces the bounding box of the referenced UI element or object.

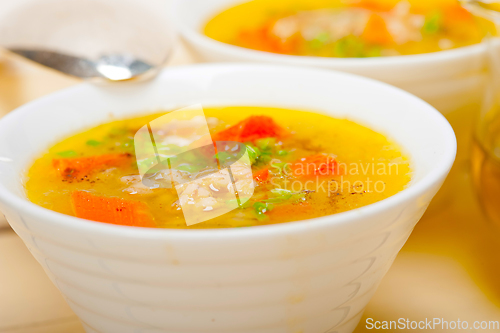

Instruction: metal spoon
[0,0,173,82]
[7,48,157,81]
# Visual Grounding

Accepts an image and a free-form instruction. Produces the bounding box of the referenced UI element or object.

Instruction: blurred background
[0,0,499,332]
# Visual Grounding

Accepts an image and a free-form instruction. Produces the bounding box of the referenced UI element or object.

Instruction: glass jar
[465,0,500,228]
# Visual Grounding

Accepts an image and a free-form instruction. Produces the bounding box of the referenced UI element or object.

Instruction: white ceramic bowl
[0,64,455,333]
[172,0,485,115]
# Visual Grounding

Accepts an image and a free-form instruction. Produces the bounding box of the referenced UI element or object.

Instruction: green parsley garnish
[254,202,274,220]
[56,150,78,158]
[86,140,101,147]
[423,11,443,35]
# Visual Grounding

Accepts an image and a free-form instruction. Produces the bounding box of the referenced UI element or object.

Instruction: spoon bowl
[0,0,173,82]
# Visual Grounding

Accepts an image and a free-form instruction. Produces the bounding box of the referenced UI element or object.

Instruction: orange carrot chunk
[213,116,288,143]
[253,153,341,182]
[71,191,155,227]
[445,4,474,22]
[53,153,132,180]
[362,13,393,46]
[289,154,342,178]
[238,20,299,54]
[253,168,270,183]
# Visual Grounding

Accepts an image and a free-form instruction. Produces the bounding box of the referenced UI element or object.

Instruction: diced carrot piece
[253,168,270,183]
[362,14,393,45]
[71,191,155,227]
[213,116,288,143]
[445,4,474,21]
[238,20,299,54]
[53,153,132,180]
[289,154,342,178]
[253,154,341,183]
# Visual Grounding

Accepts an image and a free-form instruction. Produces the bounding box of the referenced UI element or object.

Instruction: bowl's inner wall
[0,65,453,203]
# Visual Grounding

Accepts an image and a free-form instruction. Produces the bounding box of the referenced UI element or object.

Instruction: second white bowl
[173,0,485,115]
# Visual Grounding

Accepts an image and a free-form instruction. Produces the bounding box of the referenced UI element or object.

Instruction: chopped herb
[246,145,261,165]
[423,11,443,35]
[214,151,234,162]
[86,140,101,147]
[247,144,272,165]
[271,188,293,197]
[122,138,134,148]
[57,150,78,158]
[335,36,369,58]
[255,137,276,151]
[259,150,273,164]
[253,201,274,220]
[246,139,284,166]
[310,32,331,49]
[263,189,307,204]
[278,149,289,156]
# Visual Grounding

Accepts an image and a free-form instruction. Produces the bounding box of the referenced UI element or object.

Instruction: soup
[25,106,411,229]
[204,0,484,57]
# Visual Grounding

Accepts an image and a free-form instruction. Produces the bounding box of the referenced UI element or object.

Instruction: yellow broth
[25,106,411,229]
[204,0,485,57]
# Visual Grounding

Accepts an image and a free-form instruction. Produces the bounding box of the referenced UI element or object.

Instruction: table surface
[1,43,500,333]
